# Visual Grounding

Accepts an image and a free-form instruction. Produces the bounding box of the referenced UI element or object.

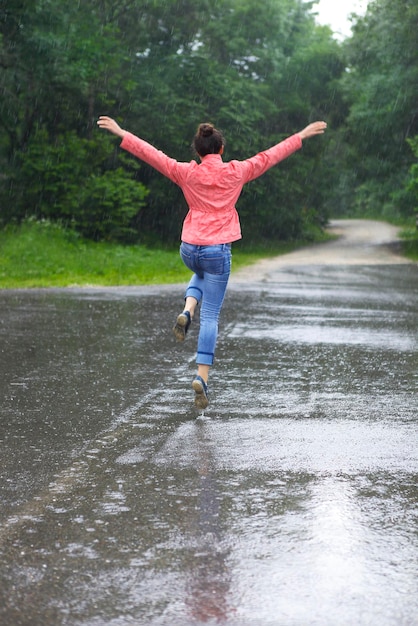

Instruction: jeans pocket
[200,247,231,275]
[180,243,195,272]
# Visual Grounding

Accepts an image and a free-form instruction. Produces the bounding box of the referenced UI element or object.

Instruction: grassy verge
[399,225,418,261]
[0,220,330,289]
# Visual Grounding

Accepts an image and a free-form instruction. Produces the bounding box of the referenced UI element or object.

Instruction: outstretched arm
[241,120,327,183]
[97,116,127,139]
[97,115,186,185]
[298,121,327,140]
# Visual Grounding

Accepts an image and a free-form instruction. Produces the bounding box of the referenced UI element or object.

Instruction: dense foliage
[334,0,418,219]
[0,0,416,243]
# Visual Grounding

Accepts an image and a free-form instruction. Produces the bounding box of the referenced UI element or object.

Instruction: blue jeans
[180,242,232,366]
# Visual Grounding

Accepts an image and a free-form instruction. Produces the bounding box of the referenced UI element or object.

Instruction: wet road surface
[0,259,417,624]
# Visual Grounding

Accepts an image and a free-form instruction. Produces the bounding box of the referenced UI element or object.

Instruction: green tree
[115,0,344,241]
[15,129,147,240]
[0,0,146,238]
[338,0,418,218]
[1,0,345,243]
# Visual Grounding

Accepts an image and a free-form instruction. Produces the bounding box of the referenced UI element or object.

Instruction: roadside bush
[406,136,418,213]
[8,129,148,241]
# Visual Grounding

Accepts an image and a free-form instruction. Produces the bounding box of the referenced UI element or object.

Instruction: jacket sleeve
[239,134,302,183]
[120,132,187,184]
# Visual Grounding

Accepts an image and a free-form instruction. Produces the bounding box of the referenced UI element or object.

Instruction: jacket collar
[200,153,223,163]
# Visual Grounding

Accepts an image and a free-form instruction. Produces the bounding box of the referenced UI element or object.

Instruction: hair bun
[199,123,214,138]
[192,122,225,156]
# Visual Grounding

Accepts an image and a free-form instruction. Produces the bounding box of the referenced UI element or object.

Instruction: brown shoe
[173,311,191,342]
[192,376,209,410]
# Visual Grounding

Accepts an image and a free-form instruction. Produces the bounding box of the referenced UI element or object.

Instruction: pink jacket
[120,131,302,245]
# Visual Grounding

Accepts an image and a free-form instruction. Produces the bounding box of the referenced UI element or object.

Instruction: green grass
[1,219,415,289]
[379,215,418,261]
[399,225,418,261]
[0,221,188,288]
[0,220,325,289]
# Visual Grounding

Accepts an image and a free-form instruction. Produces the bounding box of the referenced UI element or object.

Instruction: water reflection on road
[0,264,417,625]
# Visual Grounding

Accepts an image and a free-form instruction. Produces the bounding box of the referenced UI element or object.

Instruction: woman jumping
[97,116,327,409]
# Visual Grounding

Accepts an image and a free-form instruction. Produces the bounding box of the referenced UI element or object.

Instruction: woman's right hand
[298,121,327,140]
[97,116,127,138]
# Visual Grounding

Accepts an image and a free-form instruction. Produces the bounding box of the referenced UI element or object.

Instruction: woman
[97,115,327,409]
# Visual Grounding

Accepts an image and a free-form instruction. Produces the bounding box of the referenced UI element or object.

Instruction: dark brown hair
[192,123,225,157]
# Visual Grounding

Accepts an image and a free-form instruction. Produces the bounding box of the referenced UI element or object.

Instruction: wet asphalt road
[0,262,417,626]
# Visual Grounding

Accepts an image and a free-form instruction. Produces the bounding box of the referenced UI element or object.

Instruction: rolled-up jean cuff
[196,351,214,366]
[185,286,203,302]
